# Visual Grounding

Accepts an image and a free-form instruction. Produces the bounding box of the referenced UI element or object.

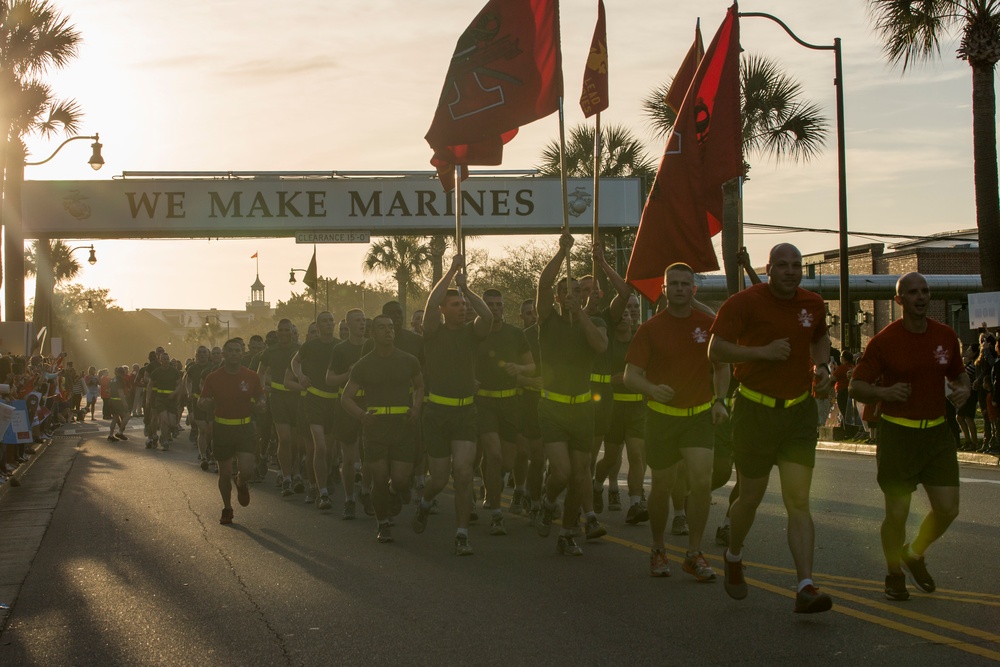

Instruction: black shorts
[644,408,714,470]
[302,391,335,429]
[607,400,645,443]
[592,383,615,437]
[364,415,415,463]
[730,394,818,478]
[476,394,519,442]
[269,390,298,425]
[876,419,959,496]
[212,423,256,460]
[152,393,175,414]
[538,399,594,453]
[422,403,477,458]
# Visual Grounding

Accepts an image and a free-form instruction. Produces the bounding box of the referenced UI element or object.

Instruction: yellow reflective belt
[270,382,290,391]
[541,390,593,405]
[589,374,612,384]
[153,388,173,394]
[613,393,645,402]
[109,397,122,401]
[307,386,339,399]
[367,406,410,415]
[477,388,518,399]
[881,414,946,429]
[214,416,251,425]
[647,400,712,417]
[738,386,810,409]
[427,393,475,407]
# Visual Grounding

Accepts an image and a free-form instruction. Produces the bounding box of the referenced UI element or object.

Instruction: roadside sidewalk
[818,439,999,466]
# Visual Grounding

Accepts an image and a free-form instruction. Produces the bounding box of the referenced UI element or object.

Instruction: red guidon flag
[426,0,563,191]
[664,21,704,115]
[580,0,608,117]
[626,4,743,301]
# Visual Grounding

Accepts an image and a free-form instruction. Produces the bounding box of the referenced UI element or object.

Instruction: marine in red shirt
[199,339,266,526]
[708,243,833,614]
[849,272,970,602]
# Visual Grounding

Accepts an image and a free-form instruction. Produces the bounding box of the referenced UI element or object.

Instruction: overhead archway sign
[22,175,642,239]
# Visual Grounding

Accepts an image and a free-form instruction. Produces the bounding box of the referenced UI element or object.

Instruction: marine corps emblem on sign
[933,345,950,366]
[567,187,592,217]
[798,309,814,328]
[692,327,708,343]
[62,190,91,221]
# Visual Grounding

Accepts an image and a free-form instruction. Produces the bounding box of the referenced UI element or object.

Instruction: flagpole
[454,164,465,292]
[592,112,601,277]
[558,97,571,291]
[313,243,318,320]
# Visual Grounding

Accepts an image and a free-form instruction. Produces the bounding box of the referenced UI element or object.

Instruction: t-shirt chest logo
[933,345,950,366]
[797,309,814,328]
[691,327,709,344]
[239,380,249,392]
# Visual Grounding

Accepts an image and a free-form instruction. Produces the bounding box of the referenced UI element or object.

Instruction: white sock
[675,509,686,518]
[726,549,742,563]
[797,578,814,592]
[456,528,468,537]
[630,495,641,506]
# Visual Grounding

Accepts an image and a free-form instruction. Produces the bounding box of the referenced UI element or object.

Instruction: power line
[744,222,975,243]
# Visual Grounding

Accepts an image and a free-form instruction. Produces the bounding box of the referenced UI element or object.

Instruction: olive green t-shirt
[258,342,300,386]
[348,349,421,408]
[539,312,606,395]
[476,323,530,391]
[330,340,365,388]
[297,338,337,392]
[424,322,482,399]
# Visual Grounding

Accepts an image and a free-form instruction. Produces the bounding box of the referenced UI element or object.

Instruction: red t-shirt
[710,282,828,399]
[851,319,964,421]
[626,308,715,408]
[832,362,854,394]
[200,366,263,420]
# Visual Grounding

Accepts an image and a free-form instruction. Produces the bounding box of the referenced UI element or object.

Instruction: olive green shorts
[644,409,714,470]
[422,403,477,458]
[538,399,594,453]
[876,419,959,496]
[730,394,818,478]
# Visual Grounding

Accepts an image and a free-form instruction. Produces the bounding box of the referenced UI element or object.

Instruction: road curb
[0,428,86,504]
[818,440,999,466]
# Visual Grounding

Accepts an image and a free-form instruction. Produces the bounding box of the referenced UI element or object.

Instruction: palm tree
[1,0,82,319]
[643,53,829,172]
[362,236,431,318]
[536,123,657,184]
[868,0,1000,291]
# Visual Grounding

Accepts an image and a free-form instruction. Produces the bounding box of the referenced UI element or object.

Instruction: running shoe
[208,460,218,473]
[584,517,607,540]
[292,476,305,494]
[538,501,557,538]
[304,486,316,504]
[235,474,250,507]
[527,508,540,529]
[557,535,583,556]
[593,487,604,514]
[794,585,833,614]
[318,492,333,511]
[607,490,622,511]
[671,514,689,535]
[723,555,748,600]
[454,534,474,556]
[412,503,430,534]
[884,573,910,601]
[469,510,479,523]
[342,499,356,520]
[107,435,116,442]
[509,490,525,516]
[489,515,507,536]
[377,524,394,543]
[201,459,210,472]
[145,438,154,449]
[650,548,671,577]
[900,544,936,593]
[715,524,730,547]
[427,498,440,515]
[115,433,128,441]
[220,508,234,525]
[682,551,717,582]
[281,479,293,497]
[625,503,645,525]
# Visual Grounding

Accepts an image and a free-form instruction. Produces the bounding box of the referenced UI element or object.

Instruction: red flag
[664,21,704,114]
[426,0,563,191]
[580,0,608,118]
[303,250,318,291]
[626,4,743,301]
[250,252,258,259]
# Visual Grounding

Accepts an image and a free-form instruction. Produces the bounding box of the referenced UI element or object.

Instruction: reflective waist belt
[427,393,475,407]
[881,414,946,429]
[648,400,712,417]
[109,397,122,401]
[270,382,290,392]
[214,416,251,425]
[541,390,592,405]
[477,388,518,399]
[738,386,810,409]
[306,386,339,399]
[613,393,645,403]
[367,406,410,415]
[153,388,173,394]
[590,374,612,384]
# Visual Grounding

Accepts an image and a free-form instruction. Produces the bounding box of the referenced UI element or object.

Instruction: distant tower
[246,272,271,320]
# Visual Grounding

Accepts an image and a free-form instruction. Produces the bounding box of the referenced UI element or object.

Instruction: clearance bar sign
[21,177,642,239]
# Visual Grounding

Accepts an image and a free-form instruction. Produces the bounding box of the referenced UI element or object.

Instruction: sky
[16,0,983,315]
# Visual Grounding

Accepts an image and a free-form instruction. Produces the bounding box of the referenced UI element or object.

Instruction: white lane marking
[960,477,1000,485]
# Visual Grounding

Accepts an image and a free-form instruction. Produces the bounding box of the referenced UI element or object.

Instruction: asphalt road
[0,422,998,666]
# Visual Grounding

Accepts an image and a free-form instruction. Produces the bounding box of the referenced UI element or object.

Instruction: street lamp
[69,244,98,266]
[24,134,104,170]
[739,12,851,351]
[289,268,319,318]
[204,314,231,339]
